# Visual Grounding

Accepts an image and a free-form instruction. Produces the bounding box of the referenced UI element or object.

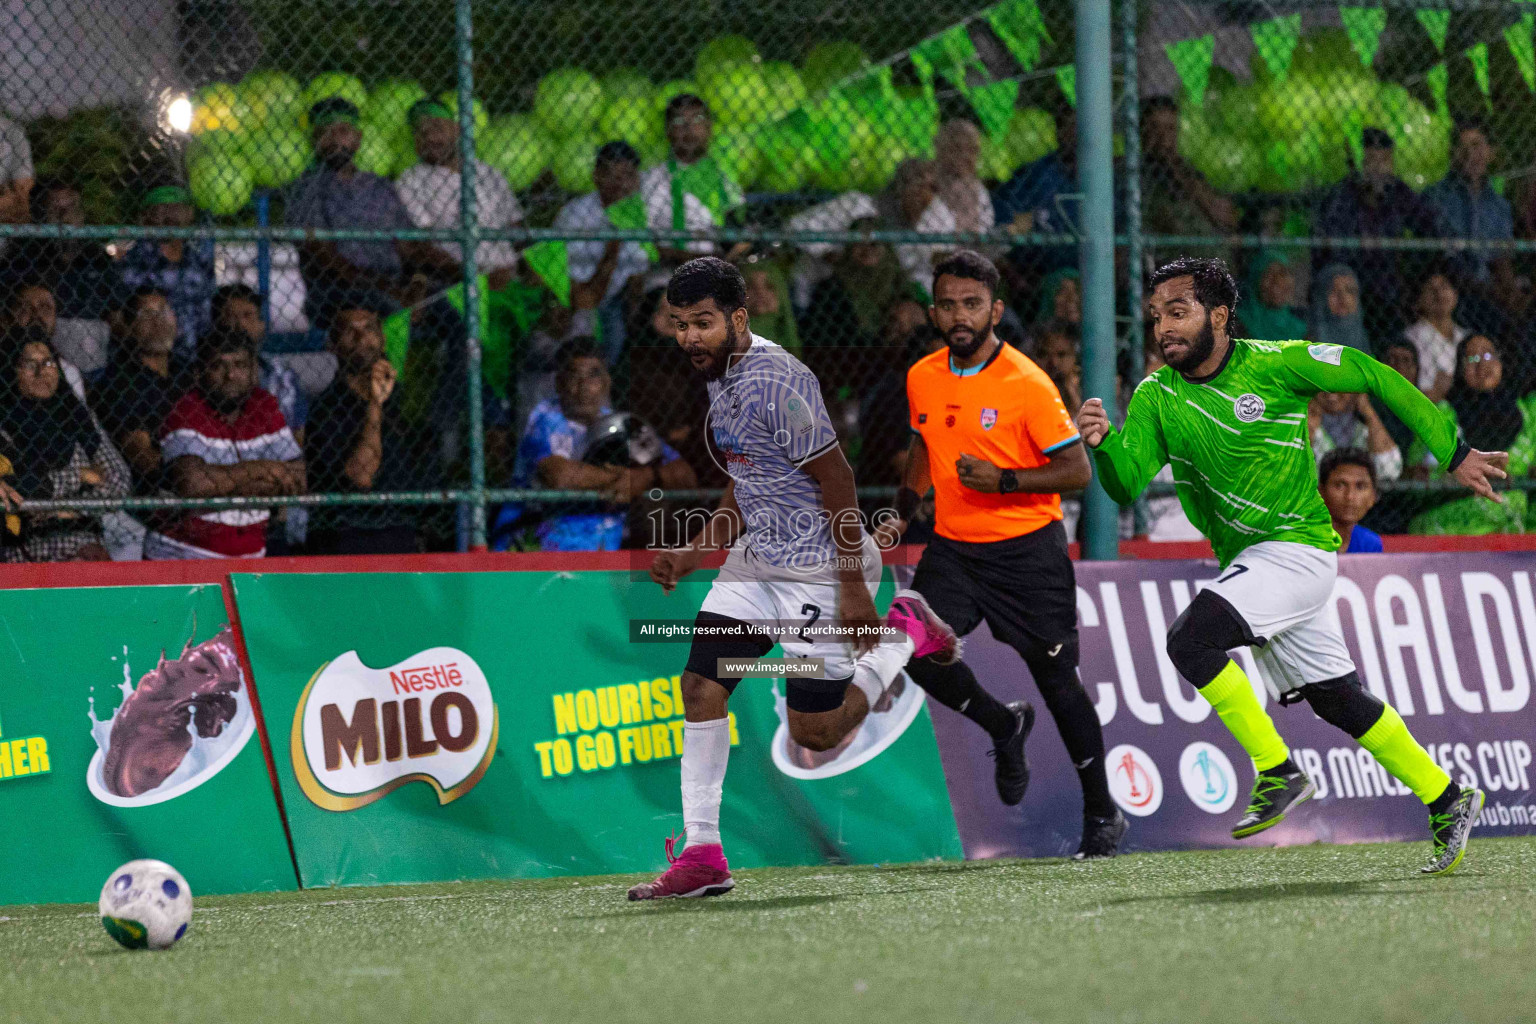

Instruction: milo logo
[291,647,498,812]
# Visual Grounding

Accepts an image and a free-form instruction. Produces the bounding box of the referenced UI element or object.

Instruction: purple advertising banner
[911,551,1536,859]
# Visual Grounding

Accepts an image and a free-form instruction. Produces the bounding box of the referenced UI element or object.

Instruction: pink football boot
[887,589,962,664]
[626,836,735,901]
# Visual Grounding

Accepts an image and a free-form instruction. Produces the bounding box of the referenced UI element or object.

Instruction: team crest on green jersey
[1233,393,1265,422]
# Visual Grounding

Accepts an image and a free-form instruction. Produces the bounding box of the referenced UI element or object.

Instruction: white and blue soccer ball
[99,859,193,950]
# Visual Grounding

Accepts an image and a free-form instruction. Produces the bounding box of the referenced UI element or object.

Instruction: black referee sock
[1030,662,1115,819]
[904,658,1017,741]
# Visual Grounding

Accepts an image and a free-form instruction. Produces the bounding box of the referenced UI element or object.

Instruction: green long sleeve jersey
[1092,338,1464,567]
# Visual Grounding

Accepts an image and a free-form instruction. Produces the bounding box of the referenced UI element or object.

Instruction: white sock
[681,718,731,848]
[851,634,915,706]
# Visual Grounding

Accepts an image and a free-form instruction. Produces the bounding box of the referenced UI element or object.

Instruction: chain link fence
[0,0,1530,562]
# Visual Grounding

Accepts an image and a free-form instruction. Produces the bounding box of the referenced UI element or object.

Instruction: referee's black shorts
[910,520,1078,668]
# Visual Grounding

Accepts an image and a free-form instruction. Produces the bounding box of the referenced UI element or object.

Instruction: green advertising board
[0,584,297,906]
[232,570,961,887]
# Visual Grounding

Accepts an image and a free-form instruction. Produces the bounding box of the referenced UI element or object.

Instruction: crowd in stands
[4,87,1536,561]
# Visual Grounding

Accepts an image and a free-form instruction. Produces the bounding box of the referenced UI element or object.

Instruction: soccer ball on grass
[99,859,193,950]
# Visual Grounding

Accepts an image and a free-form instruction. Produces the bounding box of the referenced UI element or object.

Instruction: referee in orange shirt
[880,251,1125,858]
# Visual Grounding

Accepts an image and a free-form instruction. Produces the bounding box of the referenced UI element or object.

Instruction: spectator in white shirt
[638,94,748,265]
[395,98,523,289]
[784,158,953,297]
[0,115,32,228]
[1401,266,1468,402]
[555,141,696,362]
[934,120,995,236]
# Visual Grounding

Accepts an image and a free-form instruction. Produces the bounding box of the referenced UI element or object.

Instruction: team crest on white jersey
[1308,343,1344,366]
[1233,393,1265,423]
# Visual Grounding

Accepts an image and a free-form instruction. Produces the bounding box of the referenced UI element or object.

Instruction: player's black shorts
[683,611,851,713]
[910,520,1078,668]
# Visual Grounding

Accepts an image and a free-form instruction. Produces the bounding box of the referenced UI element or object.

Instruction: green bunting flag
[1055,64,1076,107]
[1416,9,1450,54]
[913,24,981,90]
[1506,13,1536,93]
[987,0,1050,73]
[381,276,515,400]
[1340,7,1388,68]
[1251,14,1302,82]
[605,194,658,262]
[1165,34,1215,107]
[521,240,571,309]
[1467,41,1493,110]
[1426,62,1449,114]
[964,79,1020,140]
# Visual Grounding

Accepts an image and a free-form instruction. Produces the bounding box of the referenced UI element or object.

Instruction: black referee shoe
[988,700,1035,806]
[1073,809,1128,860]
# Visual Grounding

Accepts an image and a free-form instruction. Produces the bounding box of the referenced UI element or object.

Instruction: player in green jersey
[1078,257,1508,875]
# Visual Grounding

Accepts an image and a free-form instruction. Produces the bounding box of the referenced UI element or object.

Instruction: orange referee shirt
[907,341,1081,543]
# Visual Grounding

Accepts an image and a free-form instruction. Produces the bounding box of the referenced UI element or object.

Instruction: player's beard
[945,313,995,361]
[1162,312,1217,374]
[693,322,742,381]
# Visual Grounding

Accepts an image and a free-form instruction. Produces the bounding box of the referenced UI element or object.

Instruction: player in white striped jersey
[628,257,958,900]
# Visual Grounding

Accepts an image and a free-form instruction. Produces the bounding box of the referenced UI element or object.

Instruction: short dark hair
[664,93,709,122]
[595,140,640,169]
[211,283,261,324]
[1319,447,1377,491]
[1148,256,1240,319]
[1141,95,1179,120]
[197,323,256,365]
[554,336,604,383]
[123,285,169,320]
[666,256,747,314]
[932,249,1000,301]
[1454,115,1490,143]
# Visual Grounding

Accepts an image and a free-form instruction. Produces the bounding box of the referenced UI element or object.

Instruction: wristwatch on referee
[998,469,1019,494]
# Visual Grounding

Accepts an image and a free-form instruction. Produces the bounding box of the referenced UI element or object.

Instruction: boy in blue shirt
[1319,447,1384,553]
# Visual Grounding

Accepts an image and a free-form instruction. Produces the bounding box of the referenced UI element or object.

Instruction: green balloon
[365,80,428,129]
[437,92,489,137]
[1004,107,1056,168]
[1394,102,1450,192]
[480,114,552,190]
[601,69,653,104]
[1211,83,1262,141]
[189,152,254,215]
[599,97,665,160]
[851,134,906,192]
[239,71,303,128]
[354,126,403,178]
[1291,28,1360,78]
[694,35,759,80]
[1199,134,1263,194]
[755,122,811,192]
[535,68,604,138]
[800,41,869,97]
[191,82,251,135]
[701,61,771,127]
[247,126,312,188]
[709,130,761,190]
[300,73,367,129]
[551,135,599,192]
[759,62,808,122]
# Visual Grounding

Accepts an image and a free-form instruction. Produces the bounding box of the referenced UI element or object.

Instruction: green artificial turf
[5,837,1535,1024]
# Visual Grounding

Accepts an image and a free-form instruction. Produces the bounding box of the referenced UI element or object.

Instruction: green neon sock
[1200,661,1291,772]
[1358,705,1453,805]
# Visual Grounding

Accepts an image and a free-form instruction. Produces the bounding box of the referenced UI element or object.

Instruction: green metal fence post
[455,0,487,550]
[1077,0,1118,561]
[1121,0,1148,538]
